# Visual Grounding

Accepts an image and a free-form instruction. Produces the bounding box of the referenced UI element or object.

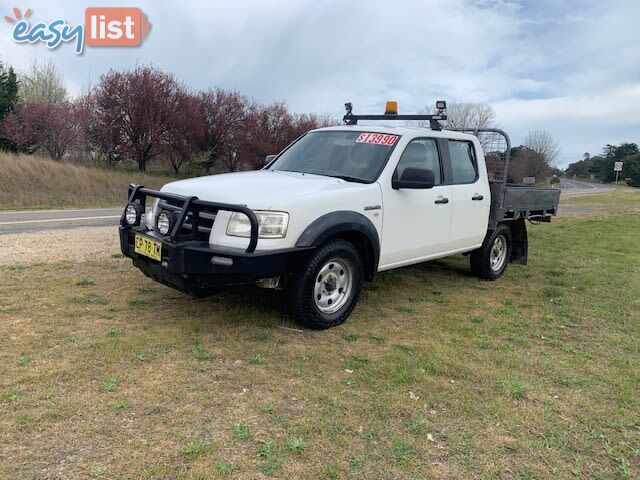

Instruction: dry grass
[0,153,177,210]
[0,193,638,479]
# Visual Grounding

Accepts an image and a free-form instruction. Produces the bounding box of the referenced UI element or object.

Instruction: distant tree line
[565,143,640,187]
[0,60,334,172]
[0,62,574,185]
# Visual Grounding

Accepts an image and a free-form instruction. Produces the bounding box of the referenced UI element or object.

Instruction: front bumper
[120,226,312,296]
[120,184,313,297]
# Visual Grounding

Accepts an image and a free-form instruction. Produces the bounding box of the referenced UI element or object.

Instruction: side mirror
[392,167,435,189]
[264,154,277,166]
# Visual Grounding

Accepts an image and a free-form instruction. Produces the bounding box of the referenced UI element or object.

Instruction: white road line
[564,180,602,190]
[0,208,121,215]
[0,215,121,226]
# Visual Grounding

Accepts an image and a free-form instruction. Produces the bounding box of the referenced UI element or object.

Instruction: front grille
[156,198,217,241]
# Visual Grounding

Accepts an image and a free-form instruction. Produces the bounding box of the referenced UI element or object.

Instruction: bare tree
[20,59,68,104]
[524,130,560,167]
[509,146,551,182]
[509,131,560,183]
[411,101,496,130]
[443,102,496,130]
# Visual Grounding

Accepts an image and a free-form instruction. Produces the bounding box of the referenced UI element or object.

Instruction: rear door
[378,138,452,268]
[445,139,490,250]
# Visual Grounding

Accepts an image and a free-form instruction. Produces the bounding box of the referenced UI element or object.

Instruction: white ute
[119,101,560,329]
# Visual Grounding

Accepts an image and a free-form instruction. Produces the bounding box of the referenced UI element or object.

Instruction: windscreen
[269,131,399,183]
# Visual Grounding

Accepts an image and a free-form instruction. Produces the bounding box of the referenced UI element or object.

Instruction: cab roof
[312,124,479,142]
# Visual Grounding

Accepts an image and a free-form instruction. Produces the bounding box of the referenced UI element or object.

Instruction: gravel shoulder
[0,226,119,266]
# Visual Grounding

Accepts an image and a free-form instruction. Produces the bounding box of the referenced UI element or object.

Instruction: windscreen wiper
[326,175,368,184]
[274,170,368,183]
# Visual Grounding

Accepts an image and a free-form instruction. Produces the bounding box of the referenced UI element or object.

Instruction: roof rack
[343,100,448,131]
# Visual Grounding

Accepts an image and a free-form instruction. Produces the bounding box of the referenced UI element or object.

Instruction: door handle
[434,197,449,205]
[472,194,484,201]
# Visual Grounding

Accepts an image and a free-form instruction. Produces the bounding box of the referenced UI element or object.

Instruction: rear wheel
[470,224,512,280]
[289,239,363,329]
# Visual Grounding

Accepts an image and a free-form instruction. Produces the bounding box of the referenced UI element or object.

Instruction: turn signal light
[385,101,398,115]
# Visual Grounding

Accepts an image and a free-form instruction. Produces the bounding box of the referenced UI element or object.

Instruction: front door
[379,138,452,268]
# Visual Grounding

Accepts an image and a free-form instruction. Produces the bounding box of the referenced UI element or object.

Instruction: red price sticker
[355,133,398,146]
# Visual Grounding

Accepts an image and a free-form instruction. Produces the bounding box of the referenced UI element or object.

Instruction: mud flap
[508,217,528,265]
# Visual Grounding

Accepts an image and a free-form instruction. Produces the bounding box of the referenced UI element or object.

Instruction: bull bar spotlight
[124,203,143,226]
[156,211,175,236]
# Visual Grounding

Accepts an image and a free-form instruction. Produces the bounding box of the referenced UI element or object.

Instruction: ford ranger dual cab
[119,101,560,329]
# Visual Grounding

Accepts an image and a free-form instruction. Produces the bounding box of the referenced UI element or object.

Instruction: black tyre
[289,239,363,329]
[470,224,512,280]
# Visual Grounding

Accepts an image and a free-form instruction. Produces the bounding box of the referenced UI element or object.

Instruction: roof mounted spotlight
[435,100,447,116]
[344,102,357,125]
[344,102,353,116]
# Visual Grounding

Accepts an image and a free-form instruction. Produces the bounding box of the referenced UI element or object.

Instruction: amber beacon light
[384,101,398,115]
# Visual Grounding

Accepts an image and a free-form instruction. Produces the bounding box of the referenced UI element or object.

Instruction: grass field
[1,192,639,479]
[0,153,178,210]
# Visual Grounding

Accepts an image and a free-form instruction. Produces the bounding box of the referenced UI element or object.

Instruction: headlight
[156,211,174,235]
[125,203,143,226]
[226,211,289,239]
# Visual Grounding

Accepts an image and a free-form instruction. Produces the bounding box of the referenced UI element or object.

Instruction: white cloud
[495,84,640,162]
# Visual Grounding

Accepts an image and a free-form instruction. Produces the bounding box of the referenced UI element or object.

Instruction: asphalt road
[560,178,614,196]
[0,208,123,235]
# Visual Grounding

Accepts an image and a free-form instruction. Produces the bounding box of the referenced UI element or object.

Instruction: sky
[1,0,639,167]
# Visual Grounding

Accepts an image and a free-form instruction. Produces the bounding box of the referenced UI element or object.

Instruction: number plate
[134,234,162,261]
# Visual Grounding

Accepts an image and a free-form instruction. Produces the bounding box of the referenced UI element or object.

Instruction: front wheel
[470,224,512,280]
[288,239,363,329]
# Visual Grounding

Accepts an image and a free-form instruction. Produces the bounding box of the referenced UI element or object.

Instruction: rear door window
[448,140,477,184]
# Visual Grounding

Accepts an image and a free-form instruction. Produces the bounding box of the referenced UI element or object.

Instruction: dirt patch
[557,204,601,217]
[558,190,640,218]
[0,227,119,266]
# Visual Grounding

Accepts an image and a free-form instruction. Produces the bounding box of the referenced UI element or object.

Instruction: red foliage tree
[1,63,337,173]
[164,90,204,173]
[291,112,335,136]
[197,89,250,172]
[243,101,293,169]
[93,66,181,171]
[41,102,83,160]
[71,94,99,163]
[243,103,335,169]
[0,108,35,151]
[0,101,82,159]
